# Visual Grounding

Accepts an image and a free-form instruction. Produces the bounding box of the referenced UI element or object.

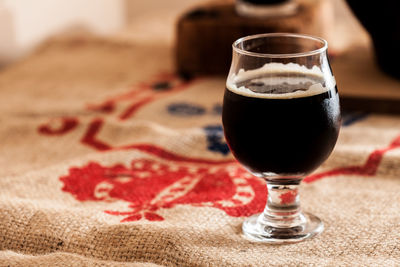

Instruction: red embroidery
[60,158,266,222]
[305,134,400,183]
[118,96,154,120]
[120,144,234,165]
[38,73,197,152]
[80,118,111,151]
[87,72,196,121]
[38,117,79,135]
[279,189,298,205]
[87,101,115,114]
[37,72,400,221]
[60,134,400,222]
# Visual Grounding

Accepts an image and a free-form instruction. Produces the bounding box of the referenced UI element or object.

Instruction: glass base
[242,212,323,243]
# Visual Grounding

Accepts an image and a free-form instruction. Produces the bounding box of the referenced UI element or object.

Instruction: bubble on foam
[227,63,336,99]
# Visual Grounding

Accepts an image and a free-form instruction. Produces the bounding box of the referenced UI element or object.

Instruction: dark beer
[222,68,340,176]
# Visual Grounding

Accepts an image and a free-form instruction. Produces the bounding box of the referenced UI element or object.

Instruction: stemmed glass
[222,33,341,243]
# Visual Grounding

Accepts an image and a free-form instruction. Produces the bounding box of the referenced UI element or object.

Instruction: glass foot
[242,212,323,243]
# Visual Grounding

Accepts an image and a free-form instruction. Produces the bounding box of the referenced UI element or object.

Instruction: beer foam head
[226,63,335,99]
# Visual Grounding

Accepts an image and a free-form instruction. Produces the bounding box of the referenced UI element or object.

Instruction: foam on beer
[226,63,335,99]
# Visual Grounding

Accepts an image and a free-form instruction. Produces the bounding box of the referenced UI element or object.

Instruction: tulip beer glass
[222,33,341,243]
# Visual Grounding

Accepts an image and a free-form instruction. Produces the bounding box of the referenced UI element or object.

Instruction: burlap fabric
[1,35,400,266]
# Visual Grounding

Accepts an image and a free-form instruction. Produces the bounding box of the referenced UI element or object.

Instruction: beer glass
[222,33,340,243]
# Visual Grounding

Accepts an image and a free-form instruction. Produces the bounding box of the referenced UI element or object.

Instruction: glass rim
[232,33,328,58]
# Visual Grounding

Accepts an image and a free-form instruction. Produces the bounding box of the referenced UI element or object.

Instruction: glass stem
[259,179,306,228]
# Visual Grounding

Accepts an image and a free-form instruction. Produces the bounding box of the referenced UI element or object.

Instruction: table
[1,15,400,267]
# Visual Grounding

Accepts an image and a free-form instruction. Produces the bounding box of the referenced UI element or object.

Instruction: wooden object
[332,44,400,114]
[176,0,320,76]
[175,0,400,114]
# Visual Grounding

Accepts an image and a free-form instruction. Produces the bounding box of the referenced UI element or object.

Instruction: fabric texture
[1,35,400,266]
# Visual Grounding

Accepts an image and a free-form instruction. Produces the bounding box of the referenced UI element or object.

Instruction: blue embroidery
[212,103,222,115]
[204,125,230,155]
[167,103,206,116]
[152,81,171,91]
[167,102,223,117]
[342,111,369,127]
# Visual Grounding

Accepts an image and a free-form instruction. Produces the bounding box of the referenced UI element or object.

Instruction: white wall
[0,0,125,65]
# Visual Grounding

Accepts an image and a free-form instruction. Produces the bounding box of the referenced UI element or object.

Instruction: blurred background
[3,0,400,114]
[0,0,368,66]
